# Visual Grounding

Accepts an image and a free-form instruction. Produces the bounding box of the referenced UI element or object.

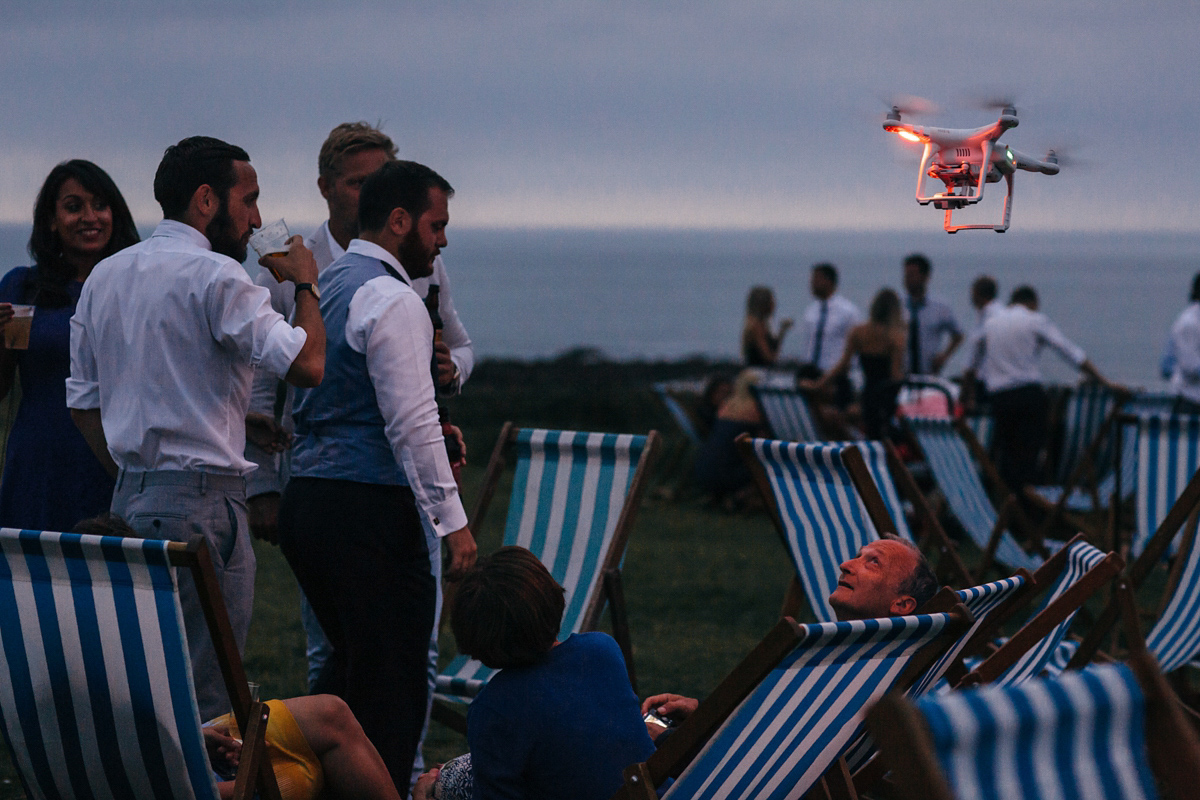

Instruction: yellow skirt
[209,699,325,800]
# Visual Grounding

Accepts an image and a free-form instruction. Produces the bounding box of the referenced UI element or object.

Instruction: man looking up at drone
[902,253,962,376]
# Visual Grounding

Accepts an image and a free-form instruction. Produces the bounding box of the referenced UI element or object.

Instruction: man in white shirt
[799,262,862,407]
[67,136,326,721]
[970,285,1116,500]
[1169,273,1200,413]
[277,160,476,791]
[902,253,963,376]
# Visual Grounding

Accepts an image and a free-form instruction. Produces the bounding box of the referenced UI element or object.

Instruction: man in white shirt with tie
[67,136,326,721]
[902,253,963,376]
[799,262,861,408]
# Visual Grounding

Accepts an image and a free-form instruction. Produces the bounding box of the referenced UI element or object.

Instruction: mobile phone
[643,710,673,730]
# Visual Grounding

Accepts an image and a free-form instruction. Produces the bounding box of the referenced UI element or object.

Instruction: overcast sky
[2,1,1197,232]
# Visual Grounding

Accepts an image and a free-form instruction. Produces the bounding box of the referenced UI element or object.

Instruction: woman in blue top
[0,160,139,531]
[414,546,657,800]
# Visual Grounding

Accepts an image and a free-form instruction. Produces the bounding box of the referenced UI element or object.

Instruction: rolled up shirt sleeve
[66,289,101,410]
[351,279,467,537]
[206,262,307,380]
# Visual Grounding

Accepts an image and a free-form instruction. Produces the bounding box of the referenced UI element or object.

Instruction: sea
[3,223,1198,386]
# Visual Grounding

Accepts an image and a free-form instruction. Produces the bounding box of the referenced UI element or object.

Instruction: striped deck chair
[434,424,658,727]
[616,607,973,800]
[1032,412,1138,515]
[961,413,993,455]
[1068,468,1200,673]
[653,382,704,446]
[751,386,820,442]
[1132,413,1200,556]
[957,536,1123,688]
[1053,383,1118,485]
[0,528,277,800]
[737,436,953,621]
[868,654,1200,800]
[906,416,1040,577]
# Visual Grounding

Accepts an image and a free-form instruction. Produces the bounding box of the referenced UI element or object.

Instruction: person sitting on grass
[641,536,938,733]
[413,546,657,800]
[71,513,401,800]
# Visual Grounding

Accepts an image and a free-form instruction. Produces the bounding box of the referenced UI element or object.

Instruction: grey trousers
[112,470,254,722]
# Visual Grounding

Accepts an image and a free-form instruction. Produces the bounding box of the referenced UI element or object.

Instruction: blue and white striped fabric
[907,417,1040,572]
[653,384,702,445]
[994,540,1108,686]
[1133,414,1200,557]
[1123,391,1179,417]
[746,439,911,623]
[1035,418,1138,513]
[753,387,820,442]
[0,528,218,800]
[962,414,994,455]
[1055,384,1117,485]
[663,612,958,800]
[436,429,647,699]
[855,441,914,541]
[916,663,1158,800]
[1144,520,1200,672]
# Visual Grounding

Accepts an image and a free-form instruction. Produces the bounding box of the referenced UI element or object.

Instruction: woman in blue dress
[0,160,139,531]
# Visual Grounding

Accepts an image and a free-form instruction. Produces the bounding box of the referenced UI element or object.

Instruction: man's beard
[206,199,247,262]
[397,227,435,279]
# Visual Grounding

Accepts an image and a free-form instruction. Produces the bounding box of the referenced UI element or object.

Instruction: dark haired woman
[414,547,657,800]
[0,160,139,530]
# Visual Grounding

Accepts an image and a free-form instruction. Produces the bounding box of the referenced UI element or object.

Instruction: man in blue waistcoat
[277,159,476,792]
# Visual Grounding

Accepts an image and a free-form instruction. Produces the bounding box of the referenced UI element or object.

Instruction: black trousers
[990,383,1049,494]
[278,477,435,791]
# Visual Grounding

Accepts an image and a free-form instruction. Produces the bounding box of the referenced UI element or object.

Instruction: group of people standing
[0,123,478,796]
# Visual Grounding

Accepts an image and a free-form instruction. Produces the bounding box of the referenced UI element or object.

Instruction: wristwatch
[295,282,321,301]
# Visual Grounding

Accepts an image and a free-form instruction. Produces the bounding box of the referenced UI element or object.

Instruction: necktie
[908,298,921,374]
[811,300,828,366]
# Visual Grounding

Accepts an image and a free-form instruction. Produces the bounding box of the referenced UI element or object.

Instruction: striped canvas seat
[1133,414,1200,556]
[1033,416,1137,513]
[0,528,270,800]
[961,413,993,455]
[436,426,656,701]
[874,663,1173,800]
[620,609,971,800]
[907,416,1039,572]
[653,383,703,445]
[740,438,913,623]
[1054,383,1117,484]
[752,386,820,442]
[1144,526,1200,671]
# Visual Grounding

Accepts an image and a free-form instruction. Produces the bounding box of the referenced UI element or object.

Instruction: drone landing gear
[942,172,1014,233]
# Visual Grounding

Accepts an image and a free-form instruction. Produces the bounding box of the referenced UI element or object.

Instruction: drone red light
[895,130,923,143]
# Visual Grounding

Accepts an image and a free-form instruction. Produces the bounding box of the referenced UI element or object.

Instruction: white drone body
[883,105,1059,233]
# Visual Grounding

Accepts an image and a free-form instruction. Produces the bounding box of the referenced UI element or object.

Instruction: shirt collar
[321,220,346,261]
[346,239,409,280]
[152,219,212,251]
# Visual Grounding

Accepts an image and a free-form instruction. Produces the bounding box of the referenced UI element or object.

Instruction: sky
[2,1,1198,233]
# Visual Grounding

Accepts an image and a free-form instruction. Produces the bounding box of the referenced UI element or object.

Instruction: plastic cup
[249,219,291,280]
[3,305,34,350]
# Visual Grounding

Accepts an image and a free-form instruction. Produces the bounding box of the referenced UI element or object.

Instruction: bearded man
[67,135,326,721]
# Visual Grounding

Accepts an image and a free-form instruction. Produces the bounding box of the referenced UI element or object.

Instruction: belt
[116,469,247,494]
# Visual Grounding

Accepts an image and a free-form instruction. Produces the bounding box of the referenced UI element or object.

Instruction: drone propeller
[875,92,939,117]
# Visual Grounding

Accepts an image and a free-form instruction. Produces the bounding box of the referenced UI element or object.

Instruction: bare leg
[282,695,402,800]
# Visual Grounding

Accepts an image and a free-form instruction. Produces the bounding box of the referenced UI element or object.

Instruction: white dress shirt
[971,304,1087,393]
[68,220,307,474]
[801,293,862,372]
[341,239,467,536]
[1169,303,1200,404]
[903,293,962,375]
[961,299,1002,376]
[245,220,475,496]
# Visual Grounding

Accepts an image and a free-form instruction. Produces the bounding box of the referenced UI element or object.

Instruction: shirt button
[432,517,440,525]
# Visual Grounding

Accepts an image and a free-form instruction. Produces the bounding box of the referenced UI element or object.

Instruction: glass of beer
[249,219,292,281]
[3,305,34,350]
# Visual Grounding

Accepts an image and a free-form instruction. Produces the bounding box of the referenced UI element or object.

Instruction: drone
[882,104,1059,233]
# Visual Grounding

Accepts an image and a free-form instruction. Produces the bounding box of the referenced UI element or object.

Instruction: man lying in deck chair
[641,536,938,729]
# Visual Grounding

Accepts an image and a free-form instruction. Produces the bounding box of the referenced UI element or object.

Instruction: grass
[0,356,1180,795]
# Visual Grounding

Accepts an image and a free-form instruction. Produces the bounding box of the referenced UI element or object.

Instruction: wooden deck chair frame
[434,422,659,732]
[1066,463,1200,671]
[904,416,1039,579]
[866,641,1200,800]
[955,534,1124,687]
[0,531,280,800]
[613,606,973,800]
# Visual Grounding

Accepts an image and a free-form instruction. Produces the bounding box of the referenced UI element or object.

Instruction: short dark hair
[884,535,938,608]
[971,275,998,303]
[1190,273,1200,303]
[72,512,137,538]
[904,253,931,277]
[812,262,838,286]
[357,160,454,233]
[28,160,140,308]
[153,136,250,220]
[1010,285,1038,306]
[451,546,564,669]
